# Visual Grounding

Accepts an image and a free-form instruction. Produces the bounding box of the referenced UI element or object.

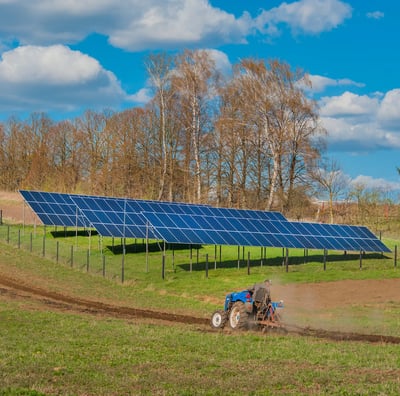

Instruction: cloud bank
[0,0,353,51]
[0,45,126,112]
[319,90,400,151]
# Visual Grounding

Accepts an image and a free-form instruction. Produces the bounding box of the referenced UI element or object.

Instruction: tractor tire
[228,302,248,330]
[210,310,228,329]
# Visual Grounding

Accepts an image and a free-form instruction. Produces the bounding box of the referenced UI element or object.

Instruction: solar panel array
[19,190,391,253]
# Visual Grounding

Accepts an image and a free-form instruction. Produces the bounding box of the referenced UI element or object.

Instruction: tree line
[0,50,328,217]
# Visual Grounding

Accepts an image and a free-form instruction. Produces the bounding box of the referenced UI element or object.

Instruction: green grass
[1,224,400,394]
[1,301,400,395]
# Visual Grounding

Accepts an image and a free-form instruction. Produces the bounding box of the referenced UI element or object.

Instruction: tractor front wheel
[210,310,227,329]
[228,302,248,330]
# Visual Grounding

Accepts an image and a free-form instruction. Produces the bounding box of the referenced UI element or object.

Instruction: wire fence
[0,223,135,282]
[0,220,398,282]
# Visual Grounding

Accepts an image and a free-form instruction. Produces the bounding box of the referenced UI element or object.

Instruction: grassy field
[1,224,400,395]
[2,301,400,395]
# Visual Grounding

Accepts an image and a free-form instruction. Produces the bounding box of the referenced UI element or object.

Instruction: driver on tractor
[249,279,272,309]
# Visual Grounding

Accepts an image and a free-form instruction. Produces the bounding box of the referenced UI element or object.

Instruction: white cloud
[110,1,252,51]
[0,45,127,113]
[0,0,252,51]
[351,175,400,192]
[255,0,352,36]
[366,11,384,20]
[202,49,232,75]
[308,75,364,93]
[318,89,400,151]
[0,0,353,52]
[0,45,101,84]
[320,92,379,117]
[128,88,153,104]
[377,89,400,130]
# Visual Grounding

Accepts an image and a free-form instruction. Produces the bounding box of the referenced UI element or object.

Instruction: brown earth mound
[0,191,39,224]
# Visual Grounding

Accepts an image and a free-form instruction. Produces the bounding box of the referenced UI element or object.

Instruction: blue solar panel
[20,190,89,227]
[70,195,216,239]
[20,190,391,253]
[140,211,390,252]
[141,212,302,248]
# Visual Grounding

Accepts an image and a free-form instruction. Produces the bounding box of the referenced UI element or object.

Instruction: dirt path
[0,274,207,326]
[1,273,400,344]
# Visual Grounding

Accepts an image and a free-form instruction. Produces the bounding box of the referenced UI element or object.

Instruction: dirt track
[1,273,400,344]
[0,274,207,326]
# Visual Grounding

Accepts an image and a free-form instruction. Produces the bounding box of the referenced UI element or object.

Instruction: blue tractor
[210,280,284,331]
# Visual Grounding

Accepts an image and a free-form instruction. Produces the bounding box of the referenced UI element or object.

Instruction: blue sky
[0,0,400,194]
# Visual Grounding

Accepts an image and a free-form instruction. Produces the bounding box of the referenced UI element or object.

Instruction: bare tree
[172,49,219,203]
[215,78,246,207]
[145,53,176,200]
[76,110,108,194]
[311,158,350,223]
[232,59,324,211]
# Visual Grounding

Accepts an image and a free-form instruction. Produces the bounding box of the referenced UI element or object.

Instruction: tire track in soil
[1,274,400,344]
[0,274,208,326]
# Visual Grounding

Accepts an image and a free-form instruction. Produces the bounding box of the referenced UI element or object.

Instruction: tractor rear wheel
[210,310,228,329]
[228,302,248,330]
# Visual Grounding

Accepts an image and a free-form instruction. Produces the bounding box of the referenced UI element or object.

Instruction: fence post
[285,248,289,273]
[190,245,193,272]
[42,234,46,257]
[359,250,363,270]
[247,251,251,275]
[0,209,2,225]
[323,248,327,271]
[205,253,209,278]
[56,241,59,263]
[7,225,10,243]
[395,245,397,268]
[121,249,125,284]
[162,254,165,280]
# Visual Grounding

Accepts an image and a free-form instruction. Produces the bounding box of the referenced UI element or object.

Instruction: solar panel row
[19,190,391,253]
[141,212,388,252]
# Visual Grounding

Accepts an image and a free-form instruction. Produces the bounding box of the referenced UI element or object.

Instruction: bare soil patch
[0,191,38,224]
[273,278,400,310]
